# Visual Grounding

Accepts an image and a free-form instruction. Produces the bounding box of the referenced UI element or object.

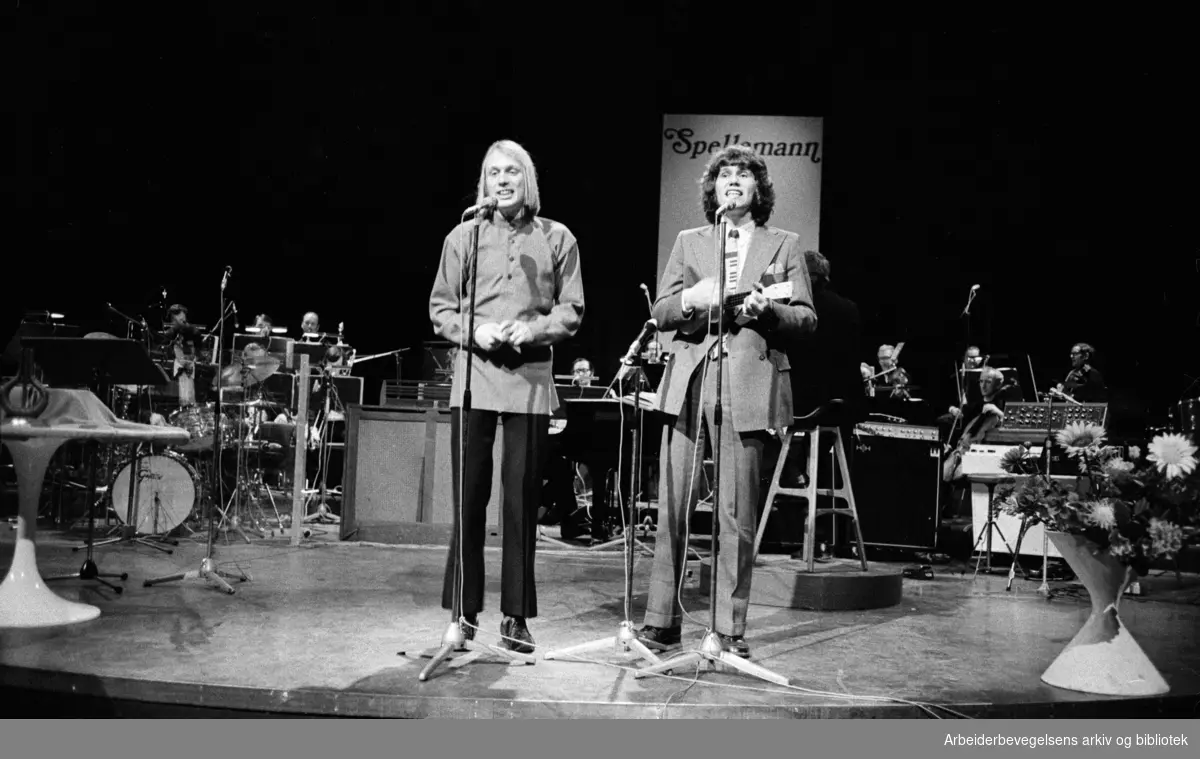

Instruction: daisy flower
[1055,422,1106,458]
[1146,433,1198,480]
[1083,500,1117,530]
[1148,518,1184,558]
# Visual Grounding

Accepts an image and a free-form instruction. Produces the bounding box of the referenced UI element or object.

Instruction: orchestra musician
[252,314,274,338]
[1054,342,1107,403]
[942,366,1009,482]
[870,343,911,399]
[299,312,323,341]
[637,145,817,658]
[164,304,203,405]
[571,357,595,387]
[428,139,585,654]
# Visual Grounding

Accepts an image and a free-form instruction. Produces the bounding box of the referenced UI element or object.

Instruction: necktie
[724,229,740,292]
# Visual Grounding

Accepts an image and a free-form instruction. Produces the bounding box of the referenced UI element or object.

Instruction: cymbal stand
[46,440,129,593]
[415,204,535,681]
[219,379,266,541]
[544,359,664,667]
[144,264,246,594]
[304,368,341,525]
[635,207,790,687]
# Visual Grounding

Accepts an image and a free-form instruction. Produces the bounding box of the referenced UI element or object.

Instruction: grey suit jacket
[652,224,817,433]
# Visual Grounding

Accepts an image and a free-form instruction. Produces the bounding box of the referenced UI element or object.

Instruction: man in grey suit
[638,145,817,657]
[429,139,585,654]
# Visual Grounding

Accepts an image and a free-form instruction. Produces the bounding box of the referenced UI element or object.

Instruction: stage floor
[2,525,1199,718]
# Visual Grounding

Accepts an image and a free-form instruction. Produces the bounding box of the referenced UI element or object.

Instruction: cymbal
[84,331,119,340]
[242,356,281,385]
[227,398,276,407]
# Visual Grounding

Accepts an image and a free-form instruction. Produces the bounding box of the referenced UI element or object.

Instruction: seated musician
[1054,342,1107,403]
[299,312,335,343]
[164,303,203,405]
[874,344,912,399]
[570,357,595,387]
[942,366,1008,482]
[252,314,274,338]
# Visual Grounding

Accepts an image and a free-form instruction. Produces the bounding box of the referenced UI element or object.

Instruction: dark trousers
[441,408,547,619]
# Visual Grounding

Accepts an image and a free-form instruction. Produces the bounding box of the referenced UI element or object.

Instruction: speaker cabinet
[849,425,942,550]
[341,405,502,543]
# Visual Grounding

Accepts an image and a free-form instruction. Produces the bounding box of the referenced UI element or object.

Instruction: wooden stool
[753,425,868,572]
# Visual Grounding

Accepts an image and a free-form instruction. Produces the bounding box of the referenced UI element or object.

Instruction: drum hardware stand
[85,439,179,553]
[635,205,790,687]
[414,202,536,681]
[545,359,665,667]
[46,440,130,594]
[304,368,342,525]
[145,265,247,595]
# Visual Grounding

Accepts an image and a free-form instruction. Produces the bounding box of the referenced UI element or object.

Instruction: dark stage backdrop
[11,3,1197,429]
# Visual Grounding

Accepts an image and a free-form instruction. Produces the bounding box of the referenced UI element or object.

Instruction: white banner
[656,114,824,283]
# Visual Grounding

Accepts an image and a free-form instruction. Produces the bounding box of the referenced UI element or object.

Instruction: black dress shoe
[717,633,750,658]
[636,624,681,650]
[500,616,535,654]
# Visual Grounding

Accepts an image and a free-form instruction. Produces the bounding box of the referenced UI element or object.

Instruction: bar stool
[752,401,868,572]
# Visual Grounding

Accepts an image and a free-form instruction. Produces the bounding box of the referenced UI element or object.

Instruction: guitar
[942,402,1005,482]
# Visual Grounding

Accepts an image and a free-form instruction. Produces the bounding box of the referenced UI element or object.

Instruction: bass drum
[109,451,199,535]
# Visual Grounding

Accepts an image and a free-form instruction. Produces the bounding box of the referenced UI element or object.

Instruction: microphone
[463,196,499,217]
[714,198,737,218]
[621,318,659,364]
[962,284,980,316]
[230,301,239,329]
[222,265,232,290]
[639,283,654,314]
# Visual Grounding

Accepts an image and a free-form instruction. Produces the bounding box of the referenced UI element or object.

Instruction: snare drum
[1174,399,1199,440]
[109,450,199,535]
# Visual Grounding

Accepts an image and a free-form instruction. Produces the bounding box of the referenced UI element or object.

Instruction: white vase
[1040,532,1169,696]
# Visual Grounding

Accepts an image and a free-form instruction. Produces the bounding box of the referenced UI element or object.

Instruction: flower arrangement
[994,424,1200,575]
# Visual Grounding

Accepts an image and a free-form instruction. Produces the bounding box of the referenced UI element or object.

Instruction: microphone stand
[144,266,247,594]
[637,208,789,686]
[417,205,535,681]
[544,348,664,667]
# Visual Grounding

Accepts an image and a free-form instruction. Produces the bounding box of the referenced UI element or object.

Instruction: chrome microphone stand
[636,206,789,686]
[415,203,535,681]
[144,265,247,594]
[544,350,664,667]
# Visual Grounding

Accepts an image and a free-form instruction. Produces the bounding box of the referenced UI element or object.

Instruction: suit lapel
[738,226,781,292]
[690,225,719,280]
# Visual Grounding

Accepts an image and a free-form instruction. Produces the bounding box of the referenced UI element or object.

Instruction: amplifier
[962,443,1068,559]
[849,424,941,550]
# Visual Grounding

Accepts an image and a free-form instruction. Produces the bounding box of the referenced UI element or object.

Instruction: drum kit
[84,324,318,541]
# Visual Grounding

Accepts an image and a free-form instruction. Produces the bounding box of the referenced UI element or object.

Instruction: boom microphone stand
[417,202,536,681]
[544,345,664,666]
[144,265,247,594]
[636,205,789,686]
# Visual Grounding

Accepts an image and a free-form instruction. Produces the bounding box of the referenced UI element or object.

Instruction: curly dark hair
[699,145,775,225]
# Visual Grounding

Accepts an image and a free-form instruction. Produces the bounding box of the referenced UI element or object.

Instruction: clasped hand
[474,320,533,351]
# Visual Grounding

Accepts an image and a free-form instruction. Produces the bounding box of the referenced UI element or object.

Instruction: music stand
[23,338,173,591]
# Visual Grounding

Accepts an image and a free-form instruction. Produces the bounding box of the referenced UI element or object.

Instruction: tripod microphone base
[543,620,663,665]
[45,557,128,595]
[142,557,246,595]
[634,630,791,687]
[415,620,536,681]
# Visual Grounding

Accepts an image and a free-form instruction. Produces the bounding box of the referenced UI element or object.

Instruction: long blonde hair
[476,140,541,218]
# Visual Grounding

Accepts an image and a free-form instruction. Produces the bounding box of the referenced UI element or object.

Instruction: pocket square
[765,262,785,275]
